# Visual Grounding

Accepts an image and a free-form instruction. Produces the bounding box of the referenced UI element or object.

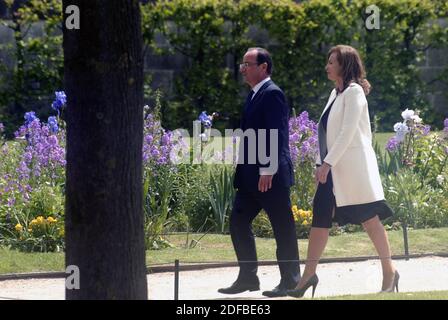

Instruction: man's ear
[261,62,268,73]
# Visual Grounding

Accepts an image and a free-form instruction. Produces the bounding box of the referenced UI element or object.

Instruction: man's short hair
[248,47,273,75]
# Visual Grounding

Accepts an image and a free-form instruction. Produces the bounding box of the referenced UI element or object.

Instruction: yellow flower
[302,220,309,226]
[28,228,32,232]
[292,205,298,212]
[36,216,45,224]
[15,224,23,232]
[47,217,57,223]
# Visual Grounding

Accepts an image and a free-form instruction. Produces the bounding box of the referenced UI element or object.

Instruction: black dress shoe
[262,282,297,298]
[262,285,288,297]
[218,281,260,294]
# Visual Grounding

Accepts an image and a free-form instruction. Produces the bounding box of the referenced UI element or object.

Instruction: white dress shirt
[249,77,272,176]
[251,77,271,100]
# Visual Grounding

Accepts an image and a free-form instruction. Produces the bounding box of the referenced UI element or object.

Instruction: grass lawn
[192,132,395,160]
[315,290,448,300]
[146,227,448,265]
[1,227,447,274]
[373,132,394,153]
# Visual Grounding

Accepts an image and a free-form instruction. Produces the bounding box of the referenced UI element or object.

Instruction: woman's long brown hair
[328,45,371,95]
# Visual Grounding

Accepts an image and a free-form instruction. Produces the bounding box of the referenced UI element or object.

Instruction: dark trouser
[229,187,300,287]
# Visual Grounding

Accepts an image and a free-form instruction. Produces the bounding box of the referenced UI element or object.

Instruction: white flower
[401,109,415,120]
[436,175,444,185]
[393,122,409,142]
[411,114,422,123]
[199,133,208,141]
[395,131,407,142]
[393,122,409,133]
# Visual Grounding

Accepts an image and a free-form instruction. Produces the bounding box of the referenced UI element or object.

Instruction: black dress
[311,94,393,229]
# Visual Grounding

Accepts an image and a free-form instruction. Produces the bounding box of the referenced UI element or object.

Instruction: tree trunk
[63,0,147,299]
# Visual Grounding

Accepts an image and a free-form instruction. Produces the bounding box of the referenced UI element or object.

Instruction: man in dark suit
[218,47,300,297]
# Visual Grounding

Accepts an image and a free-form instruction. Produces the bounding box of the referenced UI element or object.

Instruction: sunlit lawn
[1,227,447,274]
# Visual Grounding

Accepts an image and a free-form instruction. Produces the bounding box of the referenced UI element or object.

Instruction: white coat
[316,83,385,207]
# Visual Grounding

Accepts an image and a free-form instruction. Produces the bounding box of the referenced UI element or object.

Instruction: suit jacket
[234,79,294,191]
[316,83,385,207]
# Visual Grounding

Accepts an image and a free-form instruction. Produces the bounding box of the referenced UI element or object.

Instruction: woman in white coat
[287,45,399,298]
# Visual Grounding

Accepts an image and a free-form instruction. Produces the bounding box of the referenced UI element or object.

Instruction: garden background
[0,0,447,267]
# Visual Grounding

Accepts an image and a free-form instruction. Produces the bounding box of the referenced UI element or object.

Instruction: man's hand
[316,162,331,184]
[258,175,273,192]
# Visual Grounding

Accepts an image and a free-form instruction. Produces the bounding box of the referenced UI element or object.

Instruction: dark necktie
[244,90,254,111]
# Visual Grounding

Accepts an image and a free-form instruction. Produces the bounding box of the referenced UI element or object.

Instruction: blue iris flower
[24,111,37,125]
[48,116,59,133]
[198,111,212,128]
[51,91,67,115]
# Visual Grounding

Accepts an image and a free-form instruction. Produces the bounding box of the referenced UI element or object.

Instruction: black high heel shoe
[380,270,400,293]
[287,274,319,298]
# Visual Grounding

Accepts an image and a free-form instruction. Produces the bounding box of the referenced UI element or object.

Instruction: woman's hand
[316,162,331,184]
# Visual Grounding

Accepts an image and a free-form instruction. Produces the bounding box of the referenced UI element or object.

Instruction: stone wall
[1,19,447,118]
[419,18,448,115]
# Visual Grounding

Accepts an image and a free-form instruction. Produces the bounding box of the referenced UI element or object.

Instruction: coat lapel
[319,89,337,122]
[251,79,272,104]
[317,89,337,164]
[243,80,272,115]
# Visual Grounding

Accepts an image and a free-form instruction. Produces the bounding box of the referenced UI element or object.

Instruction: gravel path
[0,256,447,300]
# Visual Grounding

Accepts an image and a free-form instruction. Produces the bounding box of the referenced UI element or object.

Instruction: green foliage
[141,0,448,131]
[207,165,235,233]
[252,210,273,238]
[26,184,65,219]
[375,141,402,175]
[412,133,448,187]
[170,163,213,232]
[253,207,313,239]
[0,214,64,253]
[143,165,175,250]
[290,161,316,211]
[0,131,66,253]
[383,169,448,229]
[0,0,63,136]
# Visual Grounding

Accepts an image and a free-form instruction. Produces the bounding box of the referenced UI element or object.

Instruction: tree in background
[63,0,148,299]
[0,0,63,137]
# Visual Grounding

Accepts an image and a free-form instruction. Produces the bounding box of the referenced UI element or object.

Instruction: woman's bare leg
[362,215,396,289]
[296,227,330,288]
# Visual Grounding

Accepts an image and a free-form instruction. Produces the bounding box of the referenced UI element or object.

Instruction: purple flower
[48,116,59,133]
[0,123,4,133]
[142,110,182,166]
[145,134,154,145]
[48,135,58,146]
[444,118,448,128]
[23,151,32,163]
[17,161,31,180]
[289,111,318,163]
[290,132,301,143]
[421,125,431,136]
[7,198,15,207]
[151,148,160,157]
[51,91,67,115]
[15,115,66,179]
[161,132,171,145]
[24,112,38,125]
[386,136,400,152]
[199,111,212,128]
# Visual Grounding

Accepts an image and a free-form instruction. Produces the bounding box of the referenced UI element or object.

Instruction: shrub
[142,0,448,131]
[1,214,64,252]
